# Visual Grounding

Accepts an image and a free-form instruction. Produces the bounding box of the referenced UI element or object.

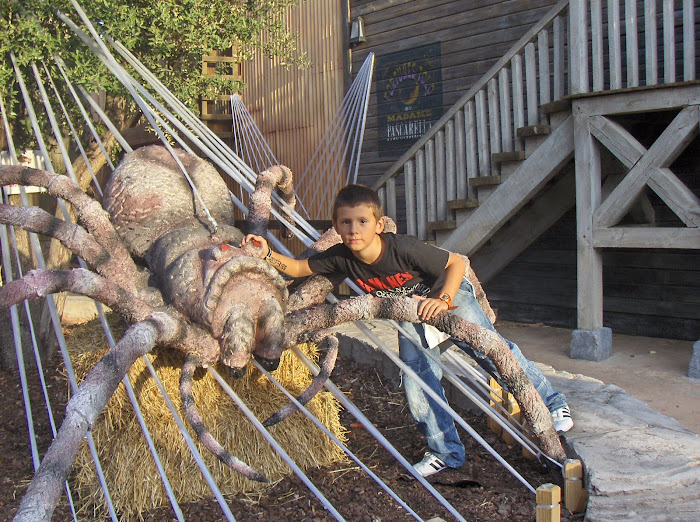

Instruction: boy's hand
[241,234,268,259]
[413,296,449,321]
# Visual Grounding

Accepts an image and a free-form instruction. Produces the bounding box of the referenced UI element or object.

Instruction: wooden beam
[446,198,478,211]
[648,168,700,227]
[471,168,575,283]
[469,175,501,187]
[202,56,238,63]
[593,227,700,249]
[593,106,699,228]
[589,114,700,226]
[569,0,589,94]
[441,115,574,255]
[427,219,456,231]
[574,113,604,330]
[487,377,503,435]
[572,83,700,116]
[536,483,561,522]
[588,115,645,167]
[502,391,521,447]
[563,459,588,513]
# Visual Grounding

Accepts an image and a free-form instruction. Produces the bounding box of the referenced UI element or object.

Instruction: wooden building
[346,0,699,343]
[239,0,698,344]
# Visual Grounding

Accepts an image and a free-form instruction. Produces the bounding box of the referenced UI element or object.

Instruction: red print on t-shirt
[356,272,413,293]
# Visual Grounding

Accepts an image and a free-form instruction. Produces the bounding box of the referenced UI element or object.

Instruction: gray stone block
[570,327,612,361]
[689,340,700,379]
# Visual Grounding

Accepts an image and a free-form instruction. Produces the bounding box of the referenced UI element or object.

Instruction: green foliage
[0,0,309,151]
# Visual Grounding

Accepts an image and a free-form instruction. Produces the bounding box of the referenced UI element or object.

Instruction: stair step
[447,198,478,210]
[516,124,551,137]
[492,150,525,164]
[540,99,572,114]
[427,219,456,231]
[469,175,501,188]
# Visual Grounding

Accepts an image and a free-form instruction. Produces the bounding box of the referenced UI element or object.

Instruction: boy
[242,184,573,477]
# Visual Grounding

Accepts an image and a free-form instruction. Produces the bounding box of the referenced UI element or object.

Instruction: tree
[0,0,308,151]
[0,0,309,368]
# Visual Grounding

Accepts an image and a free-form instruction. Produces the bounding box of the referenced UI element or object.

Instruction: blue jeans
[398,277,568,468]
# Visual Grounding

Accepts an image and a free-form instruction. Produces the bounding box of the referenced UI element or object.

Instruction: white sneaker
[413,452,448,477]
[552,406,574,433]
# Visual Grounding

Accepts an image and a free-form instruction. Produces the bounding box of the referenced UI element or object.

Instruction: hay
[64,316,347,519]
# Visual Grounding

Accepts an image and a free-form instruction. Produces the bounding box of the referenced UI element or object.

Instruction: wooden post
[487,377,503,435]
[502,391,521,447]
[564,459,588,513]
[536,483,561,522]
[573,112,604,331]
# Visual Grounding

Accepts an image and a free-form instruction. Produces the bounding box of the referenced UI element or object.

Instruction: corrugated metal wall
[241,0,348,225]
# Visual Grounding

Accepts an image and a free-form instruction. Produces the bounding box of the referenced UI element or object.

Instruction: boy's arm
[440,252,467,302]
[241,234,313,278]
[415,252,467,320]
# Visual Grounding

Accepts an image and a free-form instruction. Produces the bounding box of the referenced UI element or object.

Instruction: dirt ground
[0,349,583,521]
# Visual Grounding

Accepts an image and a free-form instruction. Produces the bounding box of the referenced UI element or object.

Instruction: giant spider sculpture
[0,145,565,521]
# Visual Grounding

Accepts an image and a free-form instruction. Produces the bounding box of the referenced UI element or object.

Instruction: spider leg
[14,314,175,522]
[0,166,139,283]
[283,294,567,462]
[179,354,269,483]
[0,268,153,323]
[286,274,336,313]
[246,165,296,238]
[262,329,339,427]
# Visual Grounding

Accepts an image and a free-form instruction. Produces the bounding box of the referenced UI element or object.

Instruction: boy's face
[332,204,385,256]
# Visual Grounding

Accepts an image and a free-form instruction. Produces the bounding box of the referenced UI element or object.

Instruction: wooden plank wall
[241,0,347,222]
[348,0,560,188]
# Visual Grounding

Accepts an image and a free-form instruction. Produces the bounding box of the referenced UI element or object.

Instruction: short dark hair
[332,184,384,220]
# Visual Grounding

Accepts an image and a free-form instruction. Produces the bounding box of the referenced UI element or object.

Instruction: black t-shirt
[307,233,450,299]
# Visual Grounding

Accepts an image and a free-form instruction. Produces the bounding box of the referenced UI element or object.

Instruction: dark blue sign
[376,43,443,156]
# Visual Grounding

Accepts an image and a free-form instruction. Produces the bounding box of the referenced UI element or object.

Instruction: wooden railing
[374,0,698,241]
[570,0,697,94]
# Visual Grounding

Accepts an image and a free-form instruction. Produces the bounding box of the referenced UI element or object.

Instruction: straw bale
[63,316,347,519]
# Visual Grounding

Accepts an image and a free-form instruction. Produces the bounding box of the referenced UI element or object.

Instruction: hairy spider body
[101,146,292,375]
[1,145,567,522]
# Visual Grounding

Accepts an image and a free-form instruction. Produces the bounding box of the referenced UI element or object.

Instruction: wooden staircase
[373,0,573,255]
[444,108,576,284]
[372,0,699,288]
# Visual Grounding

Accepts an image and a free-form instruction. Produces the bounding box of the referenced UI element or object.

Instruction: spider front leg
[179,354,269,483]
[262,328,339,427]
[282,294,568,463]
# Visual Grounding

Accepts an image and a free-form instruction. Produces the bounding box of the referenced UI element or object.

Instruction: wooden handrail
[373,0,570,190]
